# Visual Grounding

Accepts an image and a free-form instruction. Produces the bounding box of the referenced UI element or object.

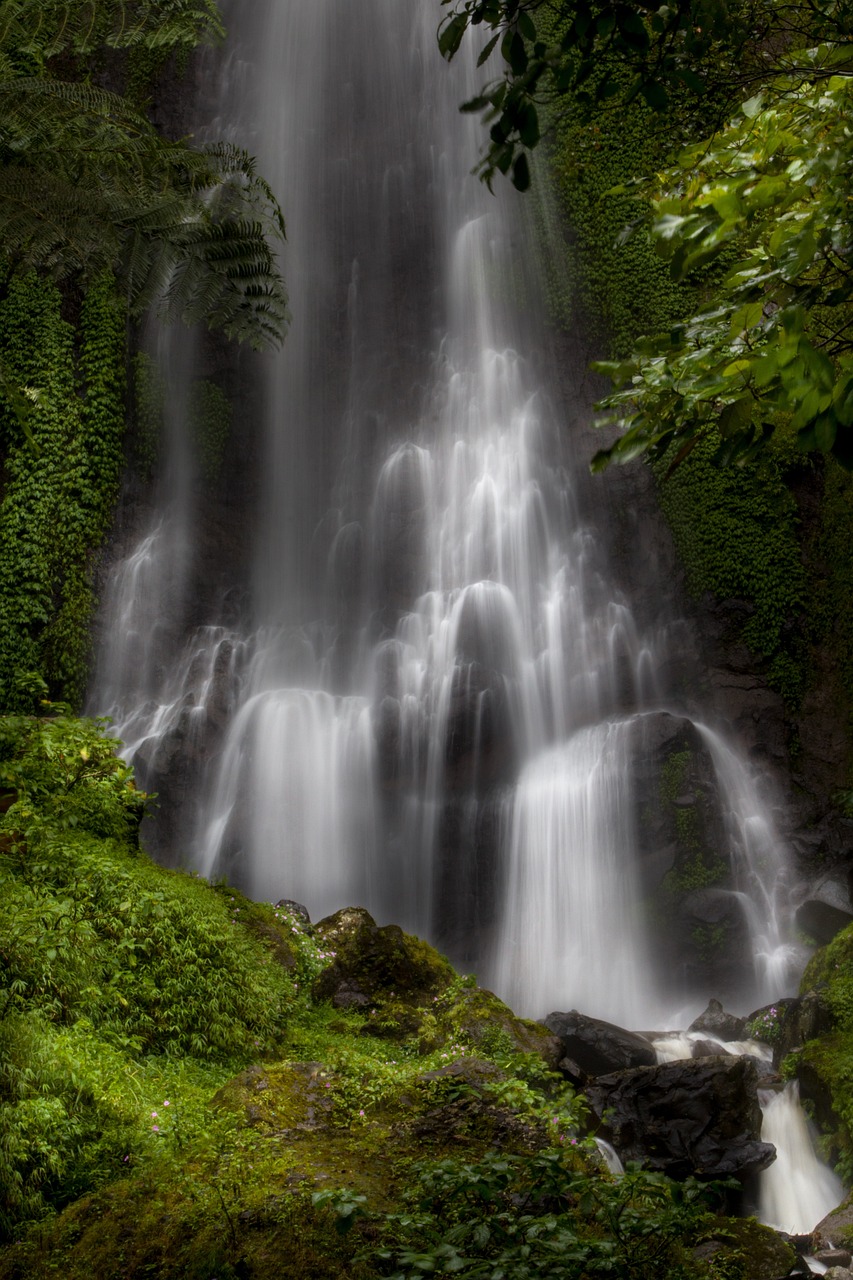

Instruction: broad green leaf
[741,93,764,119]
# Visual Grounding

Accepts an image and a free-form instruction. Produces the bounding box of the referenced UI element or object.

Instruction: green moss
[654,433,807,707]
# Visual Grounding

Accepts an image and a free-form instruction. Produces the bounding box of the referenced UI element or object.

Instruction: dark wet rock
[691,1038,730,1058]
[796,899,853,946]
[817,1250,853,1268]
[689,998,746,1042]
[586,1055,775,1180]
[312,907,455,1009]
[543,1009,657,1077]
[558,1056,588,1087]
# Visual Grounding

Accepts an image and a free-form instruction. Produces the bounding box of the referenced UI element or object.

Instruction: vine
[0,271,126,710]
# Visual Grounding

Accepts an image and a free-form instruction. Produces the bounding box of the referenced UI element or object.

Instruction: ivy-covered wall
[0,271,126,710]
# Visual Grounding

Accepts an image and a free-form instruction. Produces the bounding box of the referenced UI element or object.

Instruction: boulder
[814,1192,853,1253]
[543,1009,656,1077]
[312,907,454,1009]
[585,1055,776,1180]
[688,997,746,1042]
[796,899,853,946]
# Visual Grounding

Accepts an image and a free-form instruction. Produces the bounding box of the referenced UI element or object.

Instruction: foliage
[439,0,853,193]
[0,712,300,1237]
[654,432,808,702]
[130,352,233,484]
[0,271,126,708]
[319,1150,731,1280]
[0,0,287,351]
[743,1005,783,1046]
[593,72,853,472]
[437,0,842,189]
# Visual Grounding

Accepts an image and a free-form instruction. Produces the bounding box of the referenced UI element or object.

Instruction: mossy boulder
[422,982,563,1067]
[786,927,853,1171]
[311,907,454,1014]
[692,1218,796,1279]
[815,1191,853,1252]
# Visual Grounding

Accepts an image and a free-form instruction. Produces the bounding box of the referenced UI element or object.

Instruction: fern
[0,5,287,350]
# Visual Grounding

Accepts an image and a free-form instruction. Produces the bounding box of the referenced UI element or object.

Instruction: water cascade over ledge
[92,0,805,1031]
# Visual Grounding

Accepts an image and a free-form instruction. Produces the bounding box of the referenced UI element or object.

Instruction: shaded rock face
[627,712,754,1007]
[797,899,853,946]
[543,1009,656,1077]
[585,1056,776,1181]
[815,1198,853,1264]
[770,992,833,1068]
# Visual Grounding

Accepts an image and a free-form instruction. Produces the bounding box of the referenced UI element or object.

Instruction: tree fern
[0,5,287,349]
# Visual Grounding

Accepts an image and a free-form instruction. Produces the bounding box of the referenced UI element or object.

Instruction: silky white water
[91,0,801,1029]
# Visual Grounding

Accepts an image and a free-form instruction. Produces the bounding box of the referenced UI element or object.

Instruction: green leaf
[439,14,467,58]
[511,151,530,191]
[815,413,837,452]
[718,396,753,438]
[476,32,500,66]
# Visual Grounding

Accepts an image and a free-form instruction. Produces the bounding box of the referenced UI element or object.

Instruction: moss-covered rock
[692,1218,796,1279]
[311,907,454,1013]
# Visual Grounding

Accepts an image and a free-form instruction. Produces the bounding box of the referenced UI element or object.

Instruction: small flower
[152,1125,159,1133]
[151,1111,158,1118]
[359,1110,365,1117]
[163,1100,170,1107]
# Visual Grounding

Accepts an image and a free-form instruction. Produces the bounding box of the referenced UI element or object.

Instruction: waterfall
[90,0,801,1028]
[759,1083,844,1235]
[653,1036,844,1237]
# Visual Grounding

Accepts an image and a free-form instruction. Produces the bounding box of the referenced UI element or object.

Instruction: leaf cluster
[319,1147,732,1279]
[592,73,853,471]
[438,0,821,189]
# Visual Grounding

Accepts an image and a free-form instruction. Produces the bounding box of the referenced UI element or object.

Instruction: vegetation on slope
[0,712,797,1279]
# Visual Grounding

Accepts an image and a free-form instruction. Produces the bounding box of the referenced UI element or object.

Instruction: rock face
[797,900,853,946]
[771,991,834,1067]
[543,1009,656,1076]
[585,1056,776,1180]
[688,998,746,1042]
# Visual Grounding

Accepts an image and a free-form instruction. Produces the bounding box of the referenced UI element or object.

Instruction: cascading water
[653,1034,844,1239]
[92,0,804,1029]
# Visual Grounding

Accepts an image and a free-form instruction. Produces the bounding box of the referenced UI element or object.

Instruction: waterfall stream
[94,3,802,1033]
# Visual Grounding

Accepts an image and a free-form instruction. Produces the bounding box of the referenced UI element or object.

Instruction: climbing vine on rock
[654,433,808,707]
[0,271,126,710]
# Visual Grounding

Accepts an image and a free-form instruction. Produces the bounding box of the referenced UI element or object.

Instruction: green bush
[0,713,298,1239]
